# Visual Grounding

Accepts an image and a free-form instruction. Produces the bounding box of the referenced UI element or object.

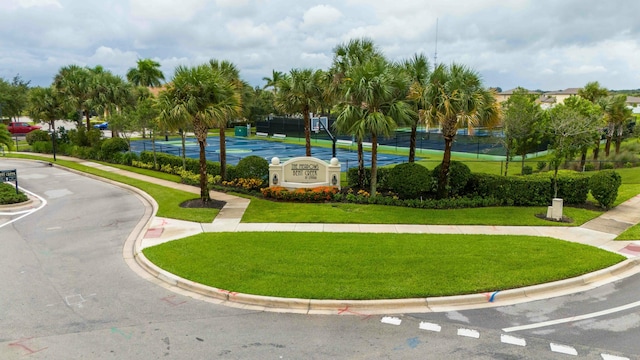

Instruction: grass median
[143,232,625,299]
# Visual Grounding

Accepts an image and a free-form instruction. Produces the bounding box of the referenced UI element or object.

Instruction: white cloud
[130,0,207,22]
[18,0,61,8]
[302,5,343,29]
[226,19,276,47]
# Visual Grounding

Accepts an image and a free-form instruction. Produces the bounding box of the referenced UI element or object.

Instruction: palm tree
[275,68,324,157]
[27,86,71,160]
[601,94,632,156]
[335,56,413,195]
[208,59,244,180]
[330,38,385,188]
[53,65,94,130]
[402,53,430,163]
[578,81,608,160]
[262,70,285,93]
[90,71,134,138]
[157,63,241,203]
[127,59,165,88]
[421,63,497,198]
[0,124,13,151]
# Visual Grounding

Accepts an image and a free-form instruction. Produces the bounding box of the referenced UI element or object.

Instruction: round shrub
[235,155,269,180]
[589,170,621,209]
[101,137,129,154]
[26,130,50,145]
[386,162,432,199]
[432,160,472,196]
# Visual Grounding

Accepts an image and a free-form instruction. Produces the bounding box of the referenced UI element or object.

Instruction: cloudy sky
[2,0,640,91]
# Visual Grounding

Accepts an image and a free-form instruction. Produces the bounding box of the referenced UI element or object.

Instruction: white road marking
[502,300,640,333]
[419,322,441,332]
[457,328,480,338]
[381,316,402,325]
[0,187,47,229]
[500,334,526,347]
[601,354,630,360]
[550,343,578,356]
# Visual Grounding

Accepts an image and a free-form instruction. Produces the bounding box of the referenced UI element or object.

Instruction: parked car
[94,121,109,130]
[7,122,41,134]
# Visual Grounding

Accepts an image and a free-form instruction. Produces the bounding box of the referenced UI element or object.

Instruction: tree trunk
[181,132,187,171]
[357,139,365,189]
[85,107,91,131]
[303,107,311,156]
[504,146,509,176]
[151,128,157,170]
[520,153,526,175]
[219,126,227,180]
[408,124,417,163]
[615,125,623,154]
[437,135,454,199]
[579,150,587,170]
[198,139,210,203]
[604,136,612,157]
[370,133,378,195]
[593,138,600,160]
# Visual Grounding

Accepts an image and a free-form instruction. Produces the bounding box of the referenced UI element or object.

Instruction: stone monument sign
[269,157,341,190]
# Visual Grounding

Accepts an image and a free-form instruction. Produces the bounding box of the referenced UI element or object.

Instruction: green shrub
[589,170,621,209]
[101,137,129,154]
[0,182,28,204]
[584,163,595,171]
[386,162,433,199]
[346,166,391,191]
[536,161,547,172]
[553,172,590,204]
[31,141,53,153]
[600,162,614,170]
[521,165,533,175]
[26,130,50,145]
[432,161,471,196]
[235,155,268,180]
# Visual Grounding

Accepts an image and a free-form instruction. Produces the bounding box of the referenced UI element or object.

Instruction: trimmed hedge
[432,161,472,196]
[346,166,391,190]
[139,151,229,178]
[470,172,590,206]
[386,162,433,199]
[589,170,621,209]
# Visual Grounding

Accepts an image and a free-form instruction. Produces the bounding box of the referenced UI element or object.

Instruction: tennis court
[130,136,413,172]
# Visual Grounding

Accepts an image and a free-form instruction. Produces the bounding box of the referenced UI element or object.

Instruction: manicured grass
[6,154,218,222]
[143,232,625,299]
[242,198,602,226]
[616,225,640,240]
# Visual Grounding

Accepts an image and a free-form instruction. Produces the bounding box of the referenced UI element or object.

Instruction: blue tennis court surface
[130,137,413,171]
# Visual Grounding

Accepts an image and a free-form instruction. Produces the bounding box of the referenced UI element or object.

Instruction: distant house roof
[626,96,640,105]
[537,95,556,104]
[544,88,581,96]
[498,88,541,95]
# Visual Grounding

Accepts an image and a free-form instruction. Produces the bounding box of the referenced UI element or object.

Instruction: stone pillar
[269,157,284,187]
[327,158,341,190]
[550,198,563,220]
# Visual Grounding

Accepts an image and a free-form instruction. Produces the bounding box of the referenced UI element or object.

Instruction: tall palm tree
[262,70,285,93]
[208,59,244,180]
[335,56,413,195]
[90,71,134,138]
[421,63,497,198]
[402,53,430,163]
[0,124,13,151]
[27,86,71,160]
[157,64,241,203]
[601,94,632,156]
[127,59,165,88]
[330,38,385,188]
[578,81,608,160]
[275,68,324,157]
[53,65,94,130]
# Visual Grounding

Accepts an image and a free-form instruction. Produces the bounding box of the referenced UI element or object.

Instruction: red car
[7,122,41,134]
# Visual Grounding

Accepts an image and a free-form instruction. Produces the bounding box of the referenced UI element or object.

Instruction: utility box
[234,126,248,137]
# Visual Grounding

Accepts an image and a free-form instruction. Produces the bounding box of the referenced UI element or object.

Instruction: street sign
[1,169,17,182]
[0,169,18,194]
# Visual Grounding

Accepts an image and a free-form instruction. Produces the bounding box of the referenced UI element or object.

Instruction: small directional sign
[1,169,17,182]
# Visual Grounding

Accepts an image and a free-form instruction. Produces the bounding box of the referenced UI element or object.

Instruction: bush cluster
[589,170,621,209]
[386,162,433,199]
[235,155,269,181]
[261,186,339,202]
[0,183,28,204]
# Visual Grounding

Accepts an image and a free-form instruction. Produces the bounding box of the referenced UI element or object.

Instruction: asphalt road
[1,158,639,359]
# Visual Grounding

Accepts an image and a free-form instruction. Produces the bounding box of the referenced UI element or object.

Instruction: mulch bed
[179,199,226,209]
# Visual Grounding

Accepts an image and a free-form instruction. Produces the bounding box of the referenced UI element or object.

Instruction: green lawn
[7,154,218,222]
[143,232,624,299]
[242,198,602,226]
